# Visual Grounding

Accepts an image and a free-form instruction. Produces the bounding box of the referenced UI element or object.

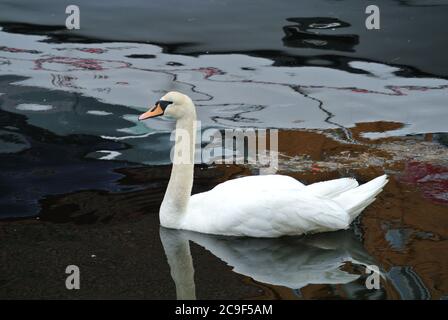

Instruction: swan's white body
[140,92,388,238]
[183,174,386,237]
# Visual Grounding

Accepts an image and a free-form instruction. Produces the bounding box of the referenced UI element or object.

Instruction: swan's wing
[306,177,359,199]
[185,187,350,237]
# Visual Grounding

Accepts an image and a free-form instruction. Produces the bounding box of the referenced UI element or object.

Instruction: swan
[160,227,383,299]
[139,91,388,237]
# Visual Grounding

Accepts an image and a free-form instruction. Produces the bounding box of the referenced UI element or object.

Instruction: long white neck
[160,109,196,228]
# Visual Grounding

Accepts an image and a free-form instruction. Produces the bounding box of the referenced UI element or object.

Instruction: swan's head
[139,91,195,121]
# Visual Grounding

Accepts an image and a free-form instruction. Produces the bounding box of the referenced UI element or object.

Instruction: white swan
[139,91,388,237]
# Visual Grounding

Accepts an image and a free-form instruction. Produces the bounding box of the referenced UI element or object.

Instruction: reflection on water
[282,17,358,51]
[1,23,447,221]
[0,1,447,299]
[0,26,447,168]
[161,227,386,299]
[388,266,431,300]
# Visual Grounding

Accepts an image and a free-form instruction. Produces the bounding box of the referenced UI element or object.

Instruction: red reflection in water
[399,162,448,205]
[77,48,107,54]
[0,46,41,54]
[1,45,448,97]
[34,56,130,71]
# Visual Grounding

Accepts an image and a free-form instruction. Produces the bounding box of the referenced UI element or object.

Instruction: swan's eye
[156,100,173,110]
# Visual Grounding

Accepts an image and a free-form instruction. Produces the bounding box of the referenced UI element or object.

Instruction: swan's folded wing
[265,191,351,232]
[186,188,350,237]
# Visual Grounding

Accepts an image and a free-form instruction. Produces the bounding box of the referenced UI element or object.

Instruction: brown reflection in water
[265,122,448,299]
[350,121,405,144]
[361,176,448,299]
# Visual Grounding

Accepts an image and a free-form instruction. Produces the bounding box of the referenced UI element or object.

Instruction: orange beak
[138,104,164,121]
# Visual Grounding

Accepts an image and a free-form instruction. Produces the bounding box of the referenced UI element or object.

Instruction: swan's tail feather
[333,174,388,223]
[306,177,359,199]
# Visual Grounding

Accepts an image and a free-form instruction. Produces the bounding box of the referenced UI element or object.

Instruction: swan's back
[209,174,305,193]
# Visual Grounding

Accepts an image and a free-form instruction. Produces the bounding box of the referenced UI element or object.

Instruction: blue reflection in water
[387,266,431,300]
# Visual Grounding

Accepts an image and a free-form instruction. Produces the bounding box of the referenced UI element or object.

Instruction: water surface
[0,0,447,299]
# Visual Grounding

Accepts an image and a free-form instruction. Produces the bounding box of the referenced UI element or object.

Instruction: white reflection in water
[0,28,447,141]
[160,227,382,299]
[97,150,121,160]
[86,110,113,116]
[16,103,53,111]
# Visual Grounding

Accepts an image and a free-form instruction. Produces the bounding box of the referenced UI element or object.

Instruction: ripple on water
[16,103,53,111]
[87,110,113,116]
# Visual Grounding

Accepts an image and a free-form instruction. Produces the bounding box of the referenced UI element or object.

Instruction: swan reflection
[160,227,381,299]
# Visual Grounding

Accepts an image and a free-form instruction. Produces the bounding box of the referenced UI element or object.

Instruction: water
[0,0,447,299]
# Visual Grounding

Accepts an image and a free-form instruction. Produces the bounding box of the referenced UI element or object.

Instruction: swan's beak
[139,104,164,121]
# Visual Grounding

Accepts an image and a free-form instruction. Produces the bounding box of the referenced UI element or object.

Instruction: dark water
[0,0,448,299]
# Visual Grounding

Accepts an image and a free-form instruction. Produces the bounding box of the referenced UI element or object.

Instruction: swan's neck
[160,114,196,228]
